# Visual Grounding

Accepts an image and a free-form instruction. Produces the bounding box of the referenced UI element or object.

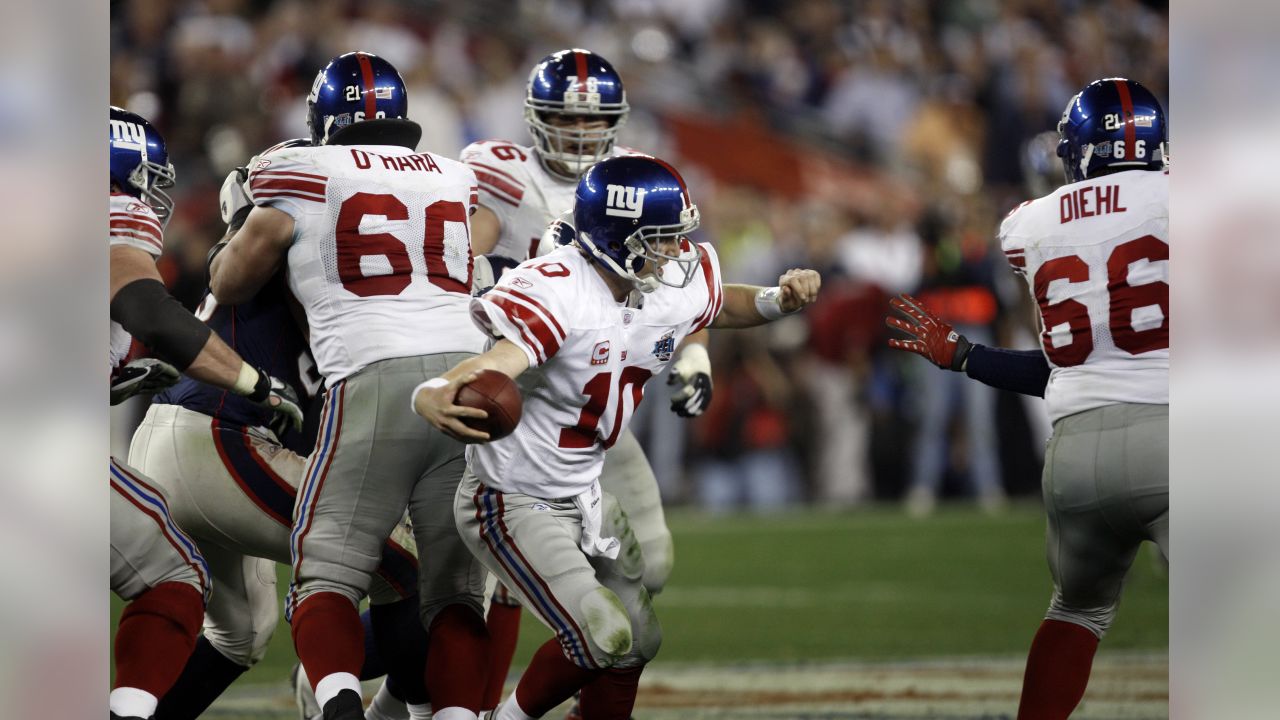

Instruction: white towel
[573,480,620,559]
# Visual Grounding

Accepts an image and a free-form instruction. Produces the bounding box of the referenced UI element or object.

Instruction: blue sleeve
[964,345,1050,398]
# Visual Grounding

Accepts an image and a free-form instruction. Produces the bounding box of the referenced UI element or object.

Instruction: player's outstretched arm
[411,338,531,441]
[209,205,295,304]
[885,293,1050,397]
[110,243,304,429]
[711,268,822,329]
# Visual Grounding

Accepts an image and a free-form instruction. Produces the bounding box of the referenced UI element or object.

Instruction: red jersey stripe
[110,211,162,233]
[251,177,327,196]
[253,169,327,181]
[467,161,525,191]
[487,294,559,362]
[492,286,566,340]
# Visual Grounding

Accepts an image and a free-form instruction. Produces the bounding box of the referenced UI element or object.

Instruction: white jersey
[110,193,165,372]
[999,169,1168,423]
[249,143,487,383]
[467,243,724,498]
[460,140,632,262]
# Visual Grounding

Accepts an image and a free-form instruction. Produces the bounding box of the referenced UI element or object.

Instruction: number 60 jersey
[1000,168,1168,423]
[249,143,486,383]
[468,242,723,499]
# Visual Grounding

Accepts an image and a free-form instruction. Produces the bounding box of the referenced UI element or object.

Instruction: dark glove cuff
[950,335,974,372]
[246,368,271,403]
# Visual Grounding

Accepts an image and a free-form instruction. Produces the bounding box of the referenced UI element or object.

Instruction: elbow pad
[110,279,212,371]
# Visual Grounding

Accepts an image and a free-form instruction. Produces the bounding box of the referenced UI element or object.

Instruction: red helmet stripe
[646,155,691,205]
[574,51,589,92]
[1115,79,1136,152]
[356,52,378,119]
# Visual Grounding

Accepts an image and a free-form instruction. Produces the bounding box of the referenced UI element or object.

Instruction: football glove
[111,358,181,405]
[219,166,253,225]
[245,369,305,432]
[471,254,521,296]
[885,293,973,371]
[667,343,713,417]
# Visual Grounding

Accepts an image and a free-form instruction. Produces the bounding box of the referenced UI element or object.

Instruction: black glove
[668,370,713,418]
[245,368,304,432]
[111,358,180,405]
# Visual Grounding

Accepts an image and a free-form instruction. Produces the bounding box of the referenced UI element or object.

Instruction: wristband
[673,342,711,378]
[410,377,450,415]
[232,362,260,396]
[754,286,797,321]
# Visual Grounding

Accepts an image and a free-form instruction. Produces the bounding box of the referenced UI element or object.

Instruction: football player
[209,52,490,720]
[462,49,710,710]
[109,106,302,720]
[886,78,1168,720]
[125,138,432,720]
[413,155,821,720]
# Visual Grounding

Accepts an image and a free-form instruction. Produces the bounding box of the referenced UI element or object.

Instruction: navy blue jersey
[154,274,322,455]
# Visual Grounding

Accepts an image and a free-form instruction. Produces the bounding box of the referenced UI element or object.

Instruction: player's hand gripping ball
[455,369,523,441]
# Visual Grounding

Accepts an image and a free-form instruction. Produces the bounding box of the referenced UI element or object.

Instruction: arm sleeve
[109,196,165,257]
[469,267,568,368]
[689,242,725,332]
[461,141,527,234]
[964,345,1051,398]
[247,152,328,220]
[110,279,213,371]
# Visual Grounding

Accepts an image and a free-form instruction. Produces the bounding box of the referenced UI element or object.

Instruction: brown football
[455,369,523,441]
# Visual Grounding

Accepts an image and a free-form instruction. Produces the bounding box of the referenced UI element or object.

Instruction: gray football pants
[288,353,486,625]
[1042,402,1168,638]
[457,468,661,670]
[490,428,674,609]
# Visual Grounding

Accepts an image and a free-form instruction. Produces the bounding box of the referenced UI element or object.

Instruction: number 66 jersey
[1000,168,1168,423]
[468,242,723,499]
[248,143,486,383]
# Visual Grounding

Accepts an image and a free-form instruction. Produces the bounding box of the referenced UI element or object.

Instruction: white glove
[535,213,577,258]
[219,167,253,225]
[471,254,521,296]
[667,342,713,417]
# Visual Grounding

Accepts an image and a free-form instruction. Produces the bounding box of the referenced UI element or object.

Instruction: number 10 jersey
[249,143,487,383]
[999,168,1168,423]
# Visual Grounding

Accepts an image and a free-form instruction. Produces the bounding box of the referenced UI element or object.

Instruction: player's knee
[639,532,674,596]
[579,587,633,668]
[1045,592,1115,639]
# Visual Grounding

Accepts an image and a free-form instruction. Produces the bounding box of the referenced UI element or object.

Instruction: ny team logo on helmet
[306,51,409,145]
[1056,78,1167,184]
[110,106,177,227]
[525,49,629,179]
[573,156,700,293]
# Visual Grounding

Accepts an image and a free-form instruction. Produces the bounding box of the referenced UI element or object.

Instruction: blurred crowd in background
[109,0,1168,515]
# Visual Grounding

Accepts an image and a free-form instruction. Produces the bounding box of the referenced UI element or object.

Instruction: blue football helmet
[109,106,176,226]
[573,156,701,293]
[306,51,408,145]
[1056,78,1167,183]
[525,49,629,179]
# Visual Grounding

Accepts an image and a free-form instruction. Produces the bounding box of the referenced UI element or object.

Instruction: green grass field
[112,502,1168,717]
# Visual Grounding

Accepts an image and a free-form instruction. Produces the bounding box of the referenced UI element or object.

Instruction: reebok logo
[605,184,646,219]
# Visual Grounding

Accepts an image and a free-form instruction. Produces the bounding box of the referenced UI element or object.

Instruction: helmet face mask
[1056,78,1167,184]
[110,106,177,227]
[306,51,409,145]
[524,49,629,180]
[572,156,701,294]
